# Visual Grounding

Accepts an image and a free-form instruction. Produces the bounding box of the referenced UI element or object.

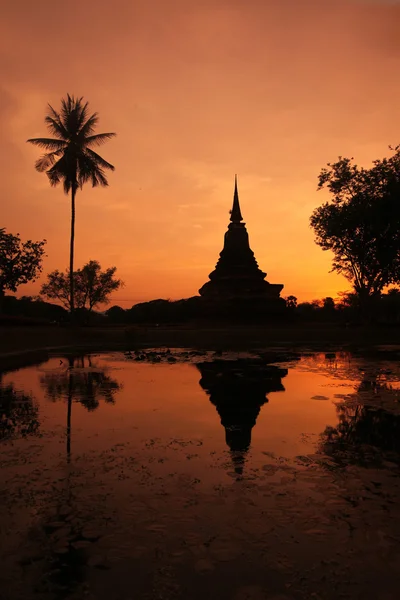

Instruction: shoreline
[1,323,400,372]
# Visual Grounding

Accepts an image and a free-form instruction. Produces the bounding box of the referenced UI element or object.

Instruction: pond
[1,349,400,600]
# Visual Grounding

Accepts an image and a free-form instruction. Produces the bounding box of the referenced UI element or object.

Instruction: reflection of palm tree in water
[197,359,288,475]
[42,356,120,410]
[33,356,119,595]
[320,375,400,466]
[40,355,122,461]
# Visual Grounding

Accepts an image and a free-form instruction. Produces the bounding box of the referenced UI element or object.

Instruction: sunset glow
[2,0,400,307]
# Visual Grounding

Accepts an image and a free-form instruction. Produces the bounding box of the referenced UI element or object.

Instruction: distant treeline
[286,291,400,325]
[1,295,68,325]
[3,290,400,327]
[106,292,400,325]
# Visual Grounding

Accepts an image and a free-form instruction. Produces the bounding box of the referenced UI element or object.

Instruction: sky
[1,0,400,308]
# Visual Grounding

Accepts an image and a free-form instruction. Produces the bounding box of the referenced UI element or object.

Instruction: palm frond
[46,154,76,193]
[85,148,115,171]
[35,149,64,172]
[45,116,69,140]
[61,95,84,136]
[78,113,99,139]
[65,108,79,136]
[85,133,116,148]
[47,165,63,187]
[77,154,109,188]
[77,101,90,129]
[47,104,60,120]
[61,94,81,121]
[76,153,98,187]
[46,104,69,139]
[92,168,109,187]
[26,137,67,150]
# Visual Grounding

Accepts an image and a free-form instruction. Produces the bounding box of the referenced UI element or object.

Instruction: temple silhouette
[199,176,285,316]
[196,359,288,475]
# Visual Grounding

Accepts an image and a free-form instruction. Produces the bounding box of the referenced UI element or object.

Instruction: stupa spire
[230,174,243,223]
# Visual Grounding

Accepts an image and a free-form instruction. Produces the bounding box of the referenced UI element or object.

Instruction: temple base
[199,295,288,323]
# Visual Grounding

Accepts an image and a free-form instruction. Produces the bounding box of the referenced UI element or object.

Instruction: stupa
[199,177,285,312]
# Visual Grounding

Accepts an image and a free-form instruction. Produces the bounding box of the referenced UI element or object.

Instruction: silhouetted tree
[322,297,335,311]
[106,305,127,323]
[380,288,400,323]
[41,261,123,313]
[0,228,46,312]
[296,301,317,320]
[40,269,82,310]
[285,295,298,310]
[77,261,123,311]
[310,146,400,316]
[293,298,340,323]
[336,291,358,312]
[320,296,336,320]
[27,95,116,319]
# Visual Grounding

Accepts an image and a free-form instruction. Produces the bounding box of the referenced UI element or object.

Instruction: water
[2,349,400,600]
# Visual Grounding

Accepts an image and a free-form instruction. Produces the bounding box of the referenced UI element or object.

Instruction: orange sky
[2,0,400,308]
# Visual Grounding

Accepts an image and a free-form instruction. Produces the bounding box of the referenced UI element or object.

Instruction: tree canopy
[40,260,123,312]
[310,146,400,304]
[0,228,46,303]
[285,295,298,310]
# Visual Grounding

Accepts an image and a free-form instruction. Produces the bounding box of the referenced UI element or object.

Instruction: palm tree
[27,94,116,320]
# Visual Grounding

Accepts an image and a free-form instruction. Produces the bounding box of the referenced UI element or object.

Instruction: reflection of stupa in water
[197,359,288,475]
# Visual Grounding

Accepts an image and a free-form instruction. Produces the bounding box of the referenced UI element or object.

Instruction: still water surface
[2,350,400,600]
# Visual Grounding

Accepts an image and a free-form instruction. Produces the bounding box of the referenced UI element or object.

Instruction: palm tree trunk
[67,379,72,463]
[69,186,76,321]
[66,356,74,463]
